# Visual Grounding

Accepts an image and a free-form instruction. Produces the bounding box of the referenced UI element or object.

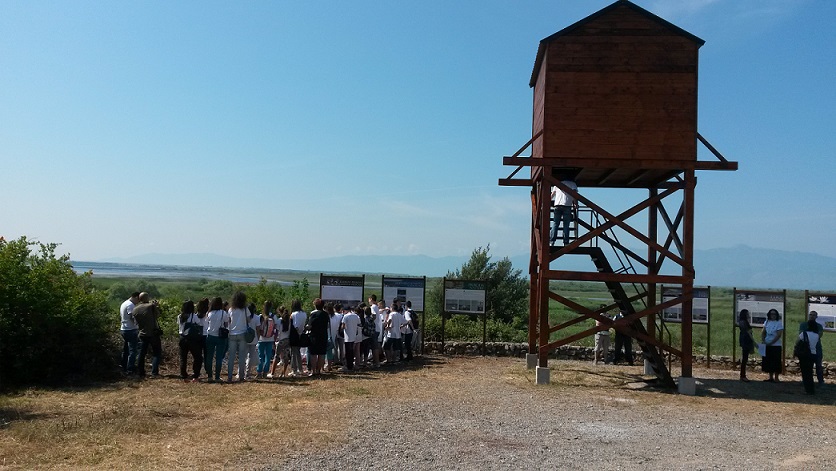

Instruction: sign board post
[732,288,787,373]
[382,275,427,354]
[661,286,711,367]
[441,278,487,354]
[805,291,836,332]
[319,274,365,309]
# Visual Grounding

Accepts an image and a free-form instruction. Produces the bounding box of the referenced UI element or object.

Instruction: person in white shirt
[268,307,292,379]
[327,303,344,372]
[288,299,308,377]
[376,301,388,348]
[119,292,141,374]
[256,301,277,380]
[178,300,205,382]
[593,304,611,365]
[226,292,251,383]
[550,178,578,246]
[204,297,229,383]
[402,301,416,361]
[242,302,262,380]
[761,309,784,383]
[341,306,362,371]
[384,305,405,363]
[798,319,821,395]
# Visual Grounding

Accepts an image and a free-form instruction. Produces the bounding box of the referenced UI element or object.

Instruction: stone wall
[422,341,834,377]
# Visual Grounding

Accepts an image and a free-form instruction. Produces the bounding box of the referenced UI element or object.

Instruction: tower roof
[529,0,705,87]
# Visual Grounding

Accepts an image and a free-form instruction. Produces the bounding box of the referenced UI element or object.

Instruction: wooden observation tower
[499,0,737,390]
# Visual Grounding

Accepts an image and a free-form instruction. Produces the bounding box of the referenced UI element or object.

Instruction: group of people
[738,308,826,394]
[119,291,421,382]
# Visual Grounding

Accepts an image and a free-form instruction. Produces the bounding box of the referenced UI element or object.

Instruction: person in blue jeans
[119,292,141,374]
[204,297,229,382]
[227,291,251,382]
[132,293,162,378]
[256,301,276,379]
[549,178,578,246]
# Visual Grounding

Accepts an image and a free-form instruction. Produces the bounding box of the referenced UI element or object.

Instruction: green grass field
[92,275,835,362]
[544,283,834,361]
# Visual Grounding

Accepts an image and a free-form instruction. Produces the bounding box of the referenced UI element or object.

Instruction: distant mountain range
[96,245,836,290]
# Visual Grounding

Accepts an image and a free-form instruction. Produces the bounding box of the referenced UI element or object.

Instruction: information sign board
[807,294,836,332]
[382,276,425,311]
[661,286,710,324]
[320,274,364,309]
[443,279,486,314]
[735,290,784,328]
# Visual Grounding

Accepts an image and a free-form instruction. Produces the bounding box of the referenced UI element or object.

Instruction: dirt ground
[2,356,835,470]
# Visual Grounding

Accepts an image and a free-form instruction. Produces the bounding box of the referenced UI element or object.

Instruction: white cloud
[648,0,807,21]
[649,0,723,18]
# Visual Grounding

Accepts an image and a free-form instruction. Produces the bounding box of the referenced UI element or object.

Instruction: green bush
[156,298,182,339]
[0,237,117,388]
[424,245,529,329]
[243,277,312,313]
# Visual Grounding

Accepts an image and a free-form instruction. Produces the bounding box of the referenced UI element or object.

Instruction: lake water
[71,261,295,285]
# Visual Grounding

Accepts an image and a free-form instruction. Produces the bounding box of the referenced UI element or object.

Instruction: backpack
[361,315,376,337]
[793,331,811,359]
[407,309,419,330]
[184,314,202,339]
[258,314,277,339]
[244,312,257,343]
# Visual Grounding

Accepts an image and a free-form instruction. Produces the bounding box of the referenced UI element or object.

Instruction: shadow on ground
[549,362,836,405]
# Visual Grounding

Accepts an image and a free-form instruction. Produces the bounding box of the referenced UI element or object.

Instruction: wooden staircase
[570,245,676,388]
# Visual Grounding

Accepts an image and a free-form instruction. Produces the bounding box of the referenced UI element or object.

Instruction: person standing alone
[550,178,578,246]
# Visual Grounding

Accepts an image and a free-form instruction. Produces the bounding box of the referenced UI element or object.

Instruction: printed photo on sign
[320,275,364,309]
[443,279,486,314]
[808,294,836,333]
[661,287,709,324]
[382,277,426,311]
[735,291,784,328]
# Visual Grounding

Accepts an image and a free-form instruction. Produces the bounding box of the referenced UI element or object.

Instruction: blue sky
[1,0,834,263]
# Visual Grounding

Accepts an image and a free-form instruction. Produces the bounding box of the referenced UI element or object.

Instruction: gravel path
[244,356,836,470]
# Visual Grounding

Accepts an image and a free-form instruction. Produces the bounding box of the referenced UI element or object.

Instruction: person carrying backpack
[797,319,821,394]
[178,300,205,382]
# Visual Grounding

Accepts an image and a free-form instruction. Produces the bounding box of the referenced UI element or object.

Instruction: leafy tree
[449,245,528,324]
[156,298,182,339]
[244,277,285,312]
[205,279,235,298]
[108,280,161,302]
[0,237,117,388]
[426,245,528,326]
[107,281,133,302]
[286,278,312,309]
[134,280,162,299]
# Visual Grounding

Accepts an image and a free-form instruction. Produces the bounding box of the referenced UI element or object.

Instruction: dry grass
[2,356,835,470]
[0,358,445,470]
